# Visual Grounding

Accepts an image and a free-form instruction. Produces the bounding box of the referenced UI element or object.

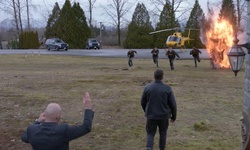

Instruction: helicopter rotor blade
[173,27,181,31]
[149,29,174,34]
[185,28,200,31]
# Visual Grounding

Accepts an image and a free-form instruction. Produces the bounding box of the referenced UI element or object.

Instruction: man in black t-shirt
[151,47,159,67]
[190,47,202,67]
[166,47,180,70]
[127,49,137,67]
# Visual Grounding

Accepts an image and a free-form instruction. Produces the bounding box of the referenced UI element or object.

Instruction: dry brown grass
[0,54,244,150]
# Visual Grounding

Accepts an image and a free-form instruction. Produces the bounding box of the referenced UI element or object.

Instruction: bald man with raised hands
[21,92,94,150]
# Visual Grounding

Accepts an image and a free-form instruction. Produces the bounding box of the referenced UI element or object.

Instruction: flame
[205,19,234,68]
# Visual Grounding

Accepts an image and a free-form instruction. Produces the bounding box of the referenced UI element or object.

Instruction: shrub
[193,120,212,131]
[7,40,19,49]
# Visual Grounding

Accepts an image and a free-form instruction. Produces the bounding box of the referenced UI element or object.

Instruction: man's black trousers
[146,118,169,150]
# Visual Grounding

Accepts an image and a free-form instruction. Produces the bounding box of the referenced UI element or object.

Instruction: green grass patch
[0,54,244,150]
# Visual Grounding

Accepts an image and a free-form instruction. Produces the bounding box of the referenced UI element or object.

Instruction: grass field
[0,54,245,150]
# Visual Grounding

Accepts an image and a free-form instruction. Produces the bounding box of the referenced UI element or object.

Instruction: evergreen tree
[91,26,100,38]
[19,32,24,49]
[70,2,91,48]
[53,0,90,49]
[123,3,154,48]
[19,31,39,49]
[35,31,40,48]
[185,0,205,48]
[154,1,179,48]
[219,0,237,31]
[23,32,26,48]
[55,0,73,44]
[45,2,60,38]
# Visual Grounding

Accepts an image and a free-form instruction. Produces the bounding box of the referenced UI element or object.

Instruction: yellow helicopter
[149,27,198,52]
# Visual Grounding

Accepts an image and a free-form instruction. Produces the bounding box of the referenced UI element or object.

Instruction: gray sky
[0,0,219,28]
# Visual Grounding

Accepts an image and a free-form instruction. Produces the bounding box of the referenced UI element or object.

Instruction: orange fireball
[205,18,234,68]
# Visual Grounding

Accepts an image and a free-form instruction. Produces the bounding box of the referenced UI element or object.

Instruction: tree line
[0,0,246,49]
[124,0,240,49]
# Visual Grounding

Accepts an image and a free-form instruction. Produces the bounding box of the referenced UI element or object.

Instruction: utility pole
[99,22,103,49]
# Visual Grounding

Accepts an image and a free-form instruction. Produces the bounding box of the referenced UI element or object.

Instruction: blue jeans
[146,119,169,150]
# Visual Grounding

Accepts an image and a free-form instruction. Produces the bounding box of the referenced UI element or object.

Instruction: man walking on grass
[141,69,177,150]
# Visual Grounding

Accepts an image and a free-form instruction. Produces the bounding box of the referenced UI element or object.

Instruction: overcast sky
[0,0,219,28]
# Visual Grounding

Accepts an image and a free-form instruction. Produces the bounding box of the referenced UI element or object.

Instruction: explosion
[205,19,234,68]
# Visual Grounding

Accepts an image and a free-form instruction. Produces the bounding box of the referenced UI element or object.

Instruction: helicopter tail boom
[186,28,198,44]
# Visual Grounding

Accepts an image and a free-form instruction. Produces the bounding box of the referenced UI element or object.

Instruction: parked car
[85,38,100,50]
[45,38,68,51]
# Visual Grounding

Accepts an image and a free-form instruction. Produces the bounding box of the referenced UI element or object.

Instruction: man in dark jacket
[21,92,94,150]
[151,47,159,67]
[127,49,137,67]
[166,47,180,70]
[190,46,202,67]
[141,69,177,150]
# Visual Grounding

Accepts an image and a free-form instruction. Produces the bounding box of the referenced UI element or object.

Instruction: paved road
[0,48,210,59]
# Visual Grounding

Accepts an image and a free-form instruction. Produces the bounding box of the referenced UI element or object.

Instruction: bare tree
[33,0,54,25]
[149,0,190,23]
[26,0,30,30]
[16,0,23,32]
[206,0,246,29]
[87,0,96,28]
[235,0,247,28]
[103,0,133,46]
[0,0,26,34]
[11,0,20,33]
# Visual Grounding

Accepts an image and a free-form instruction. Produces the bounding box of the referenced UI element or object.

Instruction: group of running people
[127,47,202,70]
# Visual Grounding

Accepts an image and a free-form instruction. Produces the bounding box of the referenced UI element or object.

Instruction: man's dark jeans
[146,118,169,150]
[128,57,133,67]
[169,59,174,70]
[193,55,200,67]
[152,56,158,67]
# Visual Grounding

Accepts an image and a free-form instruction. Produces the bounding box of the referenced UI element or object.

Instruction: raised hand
[83,92,92,109]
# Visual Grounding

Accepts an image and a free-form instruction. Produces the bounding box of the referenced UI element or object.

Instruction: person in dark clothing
[21,92,94,150]
[127,49,137,67]
[141,69,177,150]
[190,47,202,67]
[151,47,159,67]
[166,47,180,70]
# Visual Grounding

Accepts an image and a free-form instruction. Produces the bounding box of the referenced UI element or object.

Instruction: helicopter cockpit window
[168,36,178,42]
[177,37,181,42]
